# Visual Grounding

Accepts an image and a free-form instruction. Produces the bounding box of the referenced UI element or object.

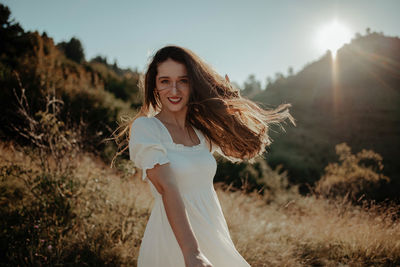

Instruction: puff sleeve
[129,117,170,182]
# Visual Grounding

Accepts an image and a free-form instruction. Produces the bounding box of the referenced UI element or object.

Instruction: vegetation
[0,4,141,162]
[315,142,390,202]
[1,3,399,266]
[57,37,85,64]
[249,31,400,201]
[1,91,399,265]
[1,128,399,265]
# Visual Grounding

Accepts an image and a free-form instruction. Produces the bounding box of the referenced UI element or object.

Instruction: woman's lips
[168,97,182,104]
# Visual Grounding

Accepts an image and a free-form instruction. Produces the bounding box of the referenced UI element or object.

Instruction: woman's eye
[180,79,188,83]
[161,80,169,84]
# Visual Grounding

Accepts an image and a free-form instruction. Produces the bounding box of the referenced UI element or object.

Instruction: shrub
[315,142,390,202]
[0,75,82,265]
[215,155,300,204]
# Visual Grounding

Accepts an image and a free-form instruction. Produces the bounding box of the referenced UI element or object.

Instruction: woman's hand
[184,250,213,267]
[147,164,213,266]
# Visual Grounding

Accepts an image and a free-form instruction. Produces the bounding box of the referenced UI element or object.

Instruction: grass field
[1,141,399,266]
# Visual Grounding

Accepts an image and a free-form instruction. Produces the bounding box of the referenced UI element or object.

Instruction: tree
[0,3,25,55]
[91,55,108,65]
[287,66,294,76]
[0,4,23,33]
[265,76,273,90]
[57,37,85,63]
[241,74,262,97]
[354,32,362,40]
[275,72,284,81]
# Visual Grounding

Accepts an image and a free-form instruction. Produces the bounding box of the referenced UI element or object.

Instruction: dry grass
[222,189,400,266]
[1,142,399,266]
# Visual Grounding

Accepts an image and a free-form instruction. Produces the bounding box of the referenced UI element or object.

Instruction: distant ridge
[252,32,400,199]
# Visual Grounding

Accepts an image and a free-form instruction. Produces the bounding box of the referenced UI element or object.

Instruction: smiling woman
[112,45,295,267]
[155,59,191,111]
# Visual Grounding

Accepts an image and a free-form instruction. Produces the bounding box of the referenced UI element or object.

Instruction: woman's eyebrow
[158,75,188,80]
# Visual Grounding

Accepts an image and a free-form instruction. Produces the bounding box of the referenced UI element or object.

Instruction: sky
[2,0,400,89]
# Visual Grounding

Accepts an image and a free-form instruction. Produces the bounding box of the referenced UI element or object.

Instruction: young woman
[116,45,295,267]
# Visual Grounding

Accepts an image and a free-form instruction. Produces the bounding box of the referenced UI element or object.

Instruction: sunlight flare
[315,20,352,59]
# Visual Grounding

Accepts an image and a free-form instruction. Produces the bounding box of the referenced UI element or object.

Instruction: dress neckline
[152,116,203,150]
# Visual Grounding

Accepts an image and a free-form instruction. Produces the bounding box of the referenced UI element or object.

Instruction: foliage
[0,38,398,265]
[0,4,25,58]
[315,142,390,202]
[88,58,142,105]
[240,74,262,98]
[250,30,400,201]
[57,37,85,63]
[215,155,300,205]
[0,74,126,265]
[0,162,78,265]
[91,55,109,65]
[0,76,81,265]
[0,7,138,160]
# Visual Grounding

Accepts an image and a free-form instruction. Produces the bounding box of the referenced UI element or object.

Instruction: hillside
[2,139,399,266]
[0,4,143,160]
[252,33,400,199]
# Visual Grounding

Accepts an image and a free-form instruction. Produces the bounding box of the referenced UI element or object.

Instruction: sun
[315,20,352,59]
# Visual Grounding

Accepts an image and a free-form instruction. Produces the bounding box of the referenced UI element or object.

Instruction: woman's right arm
[146,163,213,267]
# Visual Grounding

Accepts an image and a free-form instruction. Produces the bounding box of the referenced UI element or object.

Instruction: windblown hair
[111,45,296,166]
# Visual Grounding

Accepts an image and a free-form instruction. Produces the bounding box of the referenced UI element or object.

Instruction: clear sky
[2,0,400,88]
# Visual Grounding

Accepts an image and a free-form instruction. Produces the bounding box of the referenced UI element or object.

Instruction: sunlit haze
[315,20,352,59]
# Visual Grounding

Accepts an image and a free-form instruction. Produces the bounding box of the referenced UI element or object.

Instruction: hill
[252,32,400,200]
[0,4,142,160]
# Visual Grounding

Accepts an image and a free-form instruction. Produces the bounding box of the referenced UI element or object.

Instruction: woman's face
[155,58,190,114]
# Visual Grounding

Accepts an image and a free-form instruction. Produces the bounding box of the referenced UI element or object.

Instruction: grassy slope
[1,141,399,266]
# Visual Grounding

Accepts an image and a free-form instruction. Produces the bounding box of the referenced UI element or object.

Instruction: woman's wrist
[182,246,201,257]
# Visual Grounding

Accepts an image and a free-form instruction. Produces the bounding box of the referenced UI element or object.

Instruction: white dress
[129,116,251,267]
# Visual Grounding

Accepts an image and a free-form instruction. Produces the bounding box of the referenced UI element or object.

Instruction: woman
[115,45,295,267]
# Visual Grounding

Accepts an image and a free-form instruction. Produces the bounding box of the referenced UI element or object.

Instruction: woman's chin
[163,104,188,113]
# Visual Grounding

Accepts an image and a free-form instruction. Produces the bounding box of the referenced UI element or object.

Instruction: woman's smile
[168,97,182,104]
[155,58,190,113]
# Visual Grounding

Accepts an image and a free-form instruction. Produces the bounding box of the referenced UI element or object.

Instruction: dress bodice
[129,116,218,197]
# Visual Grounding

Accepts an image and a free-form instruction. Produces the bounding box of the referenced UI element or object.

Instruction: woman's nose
[170,82,178,94]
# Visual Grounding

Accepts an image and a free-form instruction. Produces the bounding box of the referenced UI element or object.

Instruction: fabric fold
[129,117,170,182]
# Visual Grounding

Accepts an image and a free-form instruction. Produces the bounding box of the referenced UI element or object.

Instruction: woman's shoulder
[130,116,161,138]
[131,116,158,128]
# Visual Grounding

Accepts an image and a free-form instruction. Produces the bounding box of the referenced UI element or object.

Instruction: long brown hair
[111,45,296,165]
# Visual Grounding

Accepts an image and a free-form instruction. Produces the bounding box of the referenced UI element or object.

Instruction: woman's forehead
[156,59,187,77]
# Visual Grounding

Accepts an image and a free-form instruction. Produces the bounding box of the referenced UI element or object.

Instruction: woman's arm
[146,163,212,267]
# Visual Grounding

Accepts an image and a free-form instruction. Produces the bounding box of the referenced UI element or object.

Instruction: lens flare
[315,20,352,59]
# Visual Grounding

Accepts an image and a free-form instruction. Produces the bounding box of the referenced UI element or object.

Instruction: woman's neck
[156,109,188,130]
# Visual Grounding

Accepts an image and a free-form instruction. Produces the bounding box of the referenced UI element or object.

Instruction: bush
[0,77,126,265]
[315,142,390,202]
[215,155,300,204]
[0,78,82,265]
[0,162,78,265]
